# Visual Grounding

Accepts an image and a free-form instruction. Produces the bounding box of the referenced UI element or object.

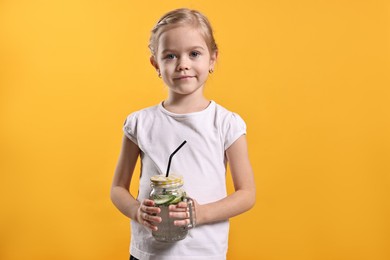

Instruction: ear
[150,56,159,71]
[209,50,218,70]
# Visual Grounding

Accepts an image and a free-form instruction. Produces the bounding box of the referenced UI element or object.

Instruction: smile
[173,76,195,80]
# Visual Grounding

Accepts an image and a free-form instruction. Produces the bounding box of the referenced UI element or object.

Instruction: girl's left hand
[169,199,199,228]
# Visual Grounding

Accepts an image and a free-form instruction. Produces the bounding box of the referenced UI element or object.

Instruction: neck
[164,93,210,114]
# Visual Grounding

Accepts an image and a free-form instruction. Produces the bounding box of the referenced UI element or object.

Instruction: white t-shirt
[123,101,246,260]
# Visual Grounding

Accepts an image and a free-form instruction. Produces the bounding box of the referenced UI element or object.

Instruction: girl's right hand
[136,199,162,231]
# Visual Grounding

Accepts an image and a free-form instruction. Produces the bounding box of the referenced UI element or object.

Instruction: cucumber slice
[153,195,175,205]
[169,195,183,204]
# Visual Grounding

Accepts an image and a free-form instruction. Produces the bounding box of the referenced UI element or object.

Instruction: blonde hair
[149,8,218,57]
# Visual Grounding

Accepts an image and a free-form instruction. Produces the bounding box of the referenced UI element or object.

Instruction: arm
[111,135,161,229]
[196,135,256,225]
[171,135,256,226]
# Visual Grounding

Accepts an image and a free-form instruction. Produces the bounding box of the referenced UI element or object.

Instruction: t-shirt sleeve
[123,113,138,145]
[224,112,247,150]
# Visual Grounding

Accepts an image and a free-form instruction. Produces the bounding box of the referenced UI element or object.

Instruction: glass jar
[149,175,193,242]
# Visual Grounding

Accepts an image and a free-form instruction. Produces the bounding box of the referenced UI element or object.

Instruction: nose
[176,57,190,71]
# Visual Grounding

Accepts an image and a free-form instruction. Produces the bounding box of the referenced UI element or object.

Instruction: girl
[111,8,256,260]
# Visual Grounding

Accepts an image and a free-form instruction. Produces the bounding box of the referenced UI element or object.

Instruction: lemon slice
[153,194,175,205]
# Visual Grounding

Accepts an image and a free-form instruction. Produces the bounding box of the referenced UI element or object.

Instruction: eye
[190,51,201,58]
[164,54,176,60]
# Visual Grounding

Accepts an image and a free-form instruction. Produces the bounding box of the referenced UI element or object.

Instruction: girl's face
[151,25,217,97]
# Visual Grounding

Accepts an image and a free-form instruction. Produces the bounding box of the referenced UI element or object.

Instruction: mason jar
[149,175,194,242]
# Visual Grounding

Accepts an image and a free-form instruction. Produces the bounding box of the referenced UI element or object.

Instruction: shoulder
[125,104,160,122]
[212,101,246,126]
[212,101,247,149]
[123,104,160,135]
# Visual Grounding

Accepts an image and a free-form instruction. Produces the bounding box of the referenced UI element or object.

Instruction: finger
[143,212,162,223]
[169,204,187,212]
[143,199,155,206]
[173,218,190,227]
[142,219,159,231]
[176,202,188,208]
[169,210,189,219]
[142,204,161,214]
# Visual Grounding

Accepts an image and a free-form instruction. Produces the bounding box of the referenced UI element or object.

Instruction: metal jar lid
[150,175,184,188]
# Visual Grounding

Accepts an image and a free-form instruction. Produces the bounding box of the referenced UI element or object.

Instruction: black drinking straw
[165,140,187,177]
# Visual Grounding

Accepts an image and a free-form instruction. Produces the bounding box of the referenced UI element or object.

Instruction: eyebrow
[161,46,206,54]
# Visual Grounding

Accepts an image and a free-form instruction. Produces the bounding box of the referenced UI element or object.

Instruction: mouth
[173,75,195,80]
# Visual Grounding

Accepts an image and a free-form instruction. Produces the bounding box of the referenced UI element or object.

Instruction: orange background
[1,1,389,259]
